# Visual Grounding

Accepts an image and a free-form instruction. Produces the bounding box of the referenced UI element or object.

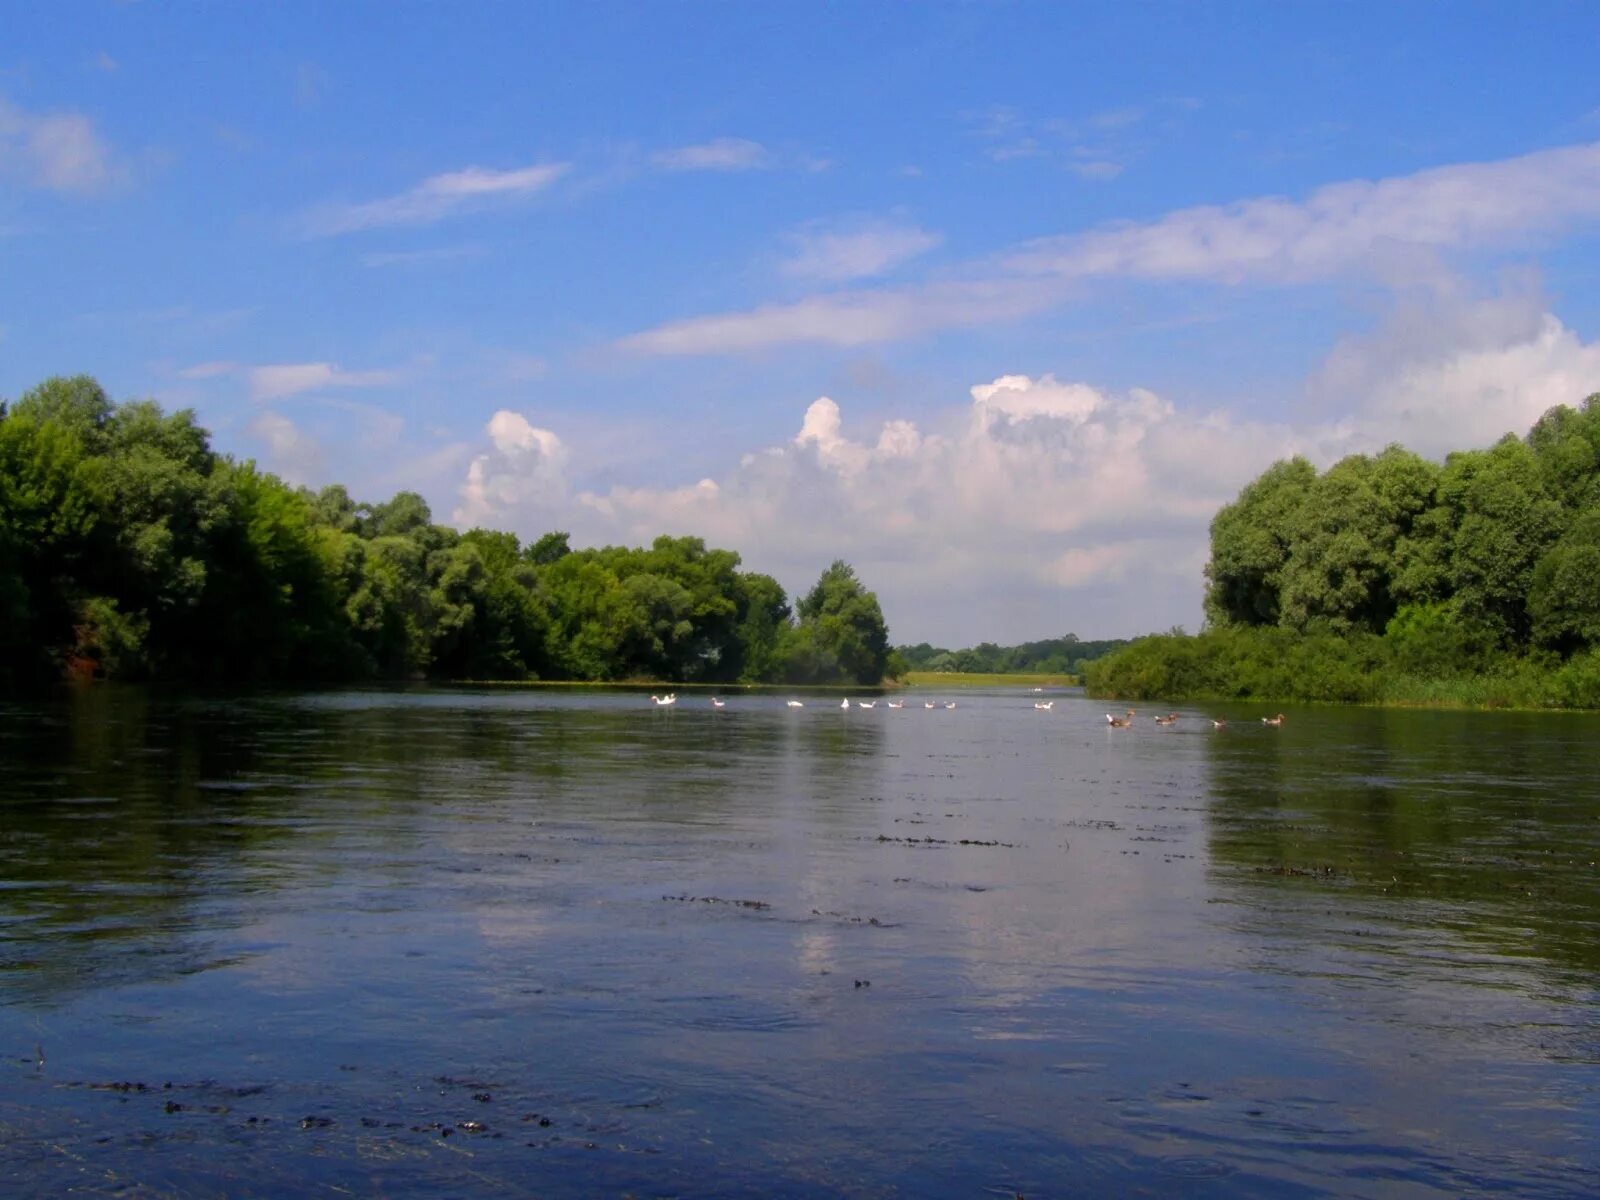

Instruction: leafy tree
[791,560,890,685]
[1529,509,1600,654]
[1204,457,1316,626]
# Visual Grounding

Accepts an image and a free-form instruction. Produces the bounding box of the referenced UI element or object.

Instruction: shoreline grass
[902,671,1079,688]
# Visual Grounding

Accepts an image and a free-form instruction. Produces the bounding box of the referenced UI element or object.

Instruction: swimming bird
[944,701,957,710]
[841,697,850,709]
[651,694,677,707]
[711,697,726,708]
[1154,713,1178,726]
[1211,718,1227,729]
[1262,713,1285,726]
[857,700,877,709]
[1034,701,1054,710]
[1106,713,1131,727]
[787,699,804,708]
[887,700,904,709]
[924,700,937,709]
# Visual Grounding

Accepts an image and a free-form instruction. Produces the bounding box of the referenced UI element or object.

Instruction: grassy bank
[902,671,1079,688]
[1084,628,1600,711]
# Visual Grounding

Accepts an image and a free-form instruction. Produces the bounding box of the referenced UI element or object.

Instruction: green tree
[1529,509,1600,654]
[791,560,891,685]
[1204,456,1317,627]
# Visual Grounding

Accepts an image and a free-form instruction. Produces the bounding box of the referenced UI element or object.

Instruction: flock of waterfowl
[647,693,1286,727]
[1106,708,1286,729]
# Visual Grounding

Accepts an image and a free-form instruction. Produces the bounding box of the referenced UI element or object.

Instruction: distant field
[902,671,1079,688]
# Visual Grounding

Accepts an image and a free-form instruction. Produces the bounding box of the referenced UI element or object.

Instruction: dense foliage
[1088,395,1600,708]
[0,377,893,689]
[896,633,1128,676]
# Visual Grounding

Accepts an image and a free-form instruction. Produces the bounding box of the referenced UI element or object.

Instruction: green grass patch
[902,670,1079,688]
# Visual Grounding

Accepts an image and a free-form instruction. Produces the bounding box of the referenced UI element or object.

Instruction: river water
[0,686,1595,1197]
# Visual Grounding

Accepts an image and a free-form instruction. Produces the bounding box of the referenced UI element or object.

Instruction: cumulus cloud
[779,219,943,283]
[652,138,771,172]
[454,410,569,528]
[456,375,1326,639]
[301,162,570,235]
[620,139,1600,355]
[460,287,1600,640]
[0,95,116,193]
[248,361,399,401]
[1330,302,1600,455]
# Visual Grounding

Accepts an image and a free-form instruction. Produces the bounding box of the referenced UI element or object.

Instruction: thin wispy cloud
[621,139,1600,355]
[652,137,771,172]
[1007,139,1600,283]
[360,244,484,268]
[779,219,943,283]
[968,99,1196,178]
[0,94,117,193]
[301,162,571,236]
[177,360,239,380]
[248,361,400,401]
[618,278,1063,355]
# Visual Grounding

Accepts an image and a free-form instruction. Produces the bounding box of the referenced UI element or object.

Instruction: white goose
[786,699,805,708]
[1033,701,1053,710]
[924,700,937,709]
[857,700,877,709]
[841,697,850,709]
[651,693,677,707]
[887,700,904,709]
[711,697,726,708]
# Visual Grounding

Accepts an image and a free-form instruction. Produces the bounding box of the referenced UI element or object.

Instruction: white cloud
[455,375,1325,639]
[1008,139,1600,284]
[248,361,399,401]
[360,244,483,268]
[462,289,1600,641]
[618,278,1063,355]
[1328,295,1600,455]
[0,95,116,193]
[177,360,239,380]
[247,410,326,485]
[652,138,771,172]
[302,162,570,235]
[620,139,1600,356]
[454,410,569,528]
[779,219,942,283]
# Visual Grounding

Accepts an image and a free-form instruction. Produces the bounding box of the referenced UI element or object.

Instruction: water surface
[1,687,1596,1197]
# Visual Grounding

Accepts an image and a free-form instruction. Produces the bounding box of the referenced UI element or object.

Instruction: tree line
[896,633,1128,676]
[0,376,892,689]
[1087,394,1600,708]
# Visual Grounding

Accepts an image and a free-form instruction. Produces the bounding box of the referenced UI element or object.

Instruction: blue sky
[5,2,1600,644]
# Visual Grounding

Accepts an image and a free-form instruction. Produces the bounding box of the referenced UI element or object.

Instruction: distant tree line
[1087,395,1600,708]
[0,376,892,689]
[897,633,1128,676]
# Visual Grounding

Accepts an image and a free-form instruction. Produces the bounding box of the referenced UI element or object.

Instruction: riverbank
[1084,629,1600,711]
[902,670,1078,688]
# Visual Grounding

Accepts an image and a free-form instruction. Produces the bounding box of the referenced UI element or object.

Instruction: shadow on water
[1201,707,1600,984]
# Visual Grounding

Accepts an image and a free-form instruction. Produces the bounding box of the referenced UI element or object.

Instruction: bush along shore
[1087,394,1600,711]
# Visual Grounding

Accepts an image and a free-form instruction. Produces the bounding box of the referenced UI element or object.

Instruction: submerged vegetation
[0,376,892,689]
[1088,394,1600,709]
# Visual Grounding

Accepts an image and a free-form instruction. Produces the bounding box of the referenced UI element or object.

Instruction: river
[1,686,1595,1197]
